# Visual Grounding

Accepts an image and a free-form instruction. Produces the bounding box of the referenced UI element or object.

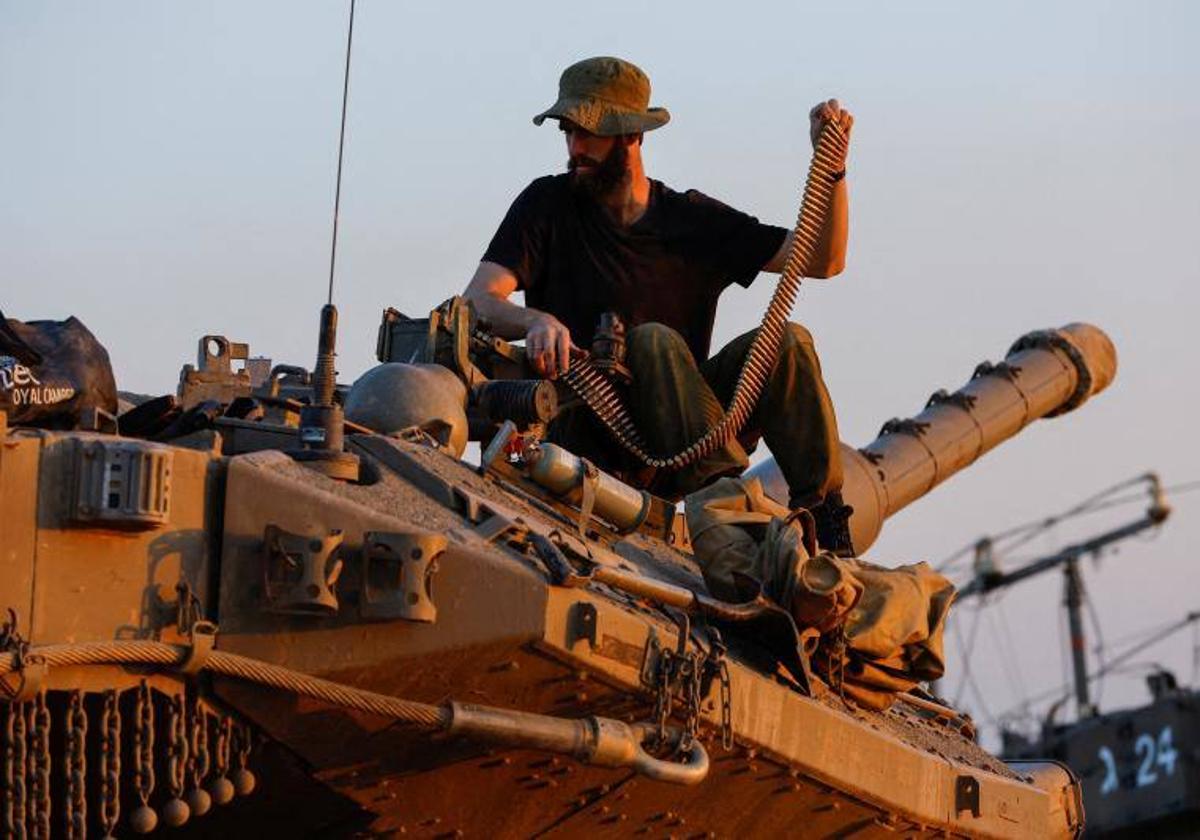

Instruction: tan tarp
[686,478,956,709]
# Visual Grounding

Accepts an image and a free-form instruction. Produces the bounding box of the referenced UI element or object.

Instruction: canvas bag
[0,309,118,429]
[686,478,866,646]
[814,559,956,710]
[686,477,956,709]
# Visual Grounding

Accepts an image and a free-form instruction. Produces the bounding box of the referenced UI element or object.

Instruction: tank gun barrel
[748,323,1117,554]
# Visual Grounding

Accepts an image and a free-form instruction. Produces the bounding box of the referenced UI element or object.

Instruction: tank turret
[747,323,1117,553]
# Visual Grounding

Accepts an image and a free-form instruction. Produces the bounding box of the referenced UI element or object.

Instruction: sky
[3,1,1199,747]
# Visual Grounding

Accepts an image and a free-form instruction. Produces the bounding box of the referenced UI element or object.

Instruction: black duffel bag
[0,308,118,430]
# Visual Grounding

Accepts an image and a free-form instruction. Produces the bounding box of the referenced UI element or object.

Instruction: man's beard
[567,140,629,199]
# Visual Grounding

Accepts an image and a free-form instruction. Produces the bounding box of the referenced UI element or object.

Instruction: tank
[0,311,1104,838]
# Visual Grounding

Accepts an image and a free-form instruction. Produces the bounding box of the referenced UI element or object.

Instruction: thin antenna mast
[288,0,362,484]
[327,0,357,304]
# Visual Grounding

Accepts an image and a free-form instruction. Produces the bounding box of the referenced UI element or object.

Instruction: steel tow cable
[0,642,449,730]
[0,639,710,786]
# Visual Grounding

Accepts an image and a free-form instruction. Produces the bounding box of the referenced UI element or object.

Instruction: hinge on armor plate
[261,526,343,616]
[360,530,445,623]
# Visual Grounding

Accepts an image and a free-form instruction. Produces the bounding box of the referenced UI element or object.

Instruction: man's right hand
[464,261,581,378]
[526,313,577,379]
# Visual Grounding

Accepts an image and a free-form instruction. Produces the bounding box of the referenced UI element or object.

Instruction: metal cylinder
[748,323,1117,554]
[448,701,591,756]
[312,304,339,406]
[470,379,557,426]
[525,442,651,532]
[299,403,344,451]
[445,702,709,786]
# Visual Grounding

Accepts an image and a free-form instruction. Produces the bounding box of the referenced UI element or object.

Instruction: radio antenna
[326,0,357,305]
[287,0,361,484]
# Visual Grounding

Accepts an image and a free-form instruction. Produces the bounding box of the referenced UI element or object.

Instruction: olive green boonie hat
[533,56,670,136]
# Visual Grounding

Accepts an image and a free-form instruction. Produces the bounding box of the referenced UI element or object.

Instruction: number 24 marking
[1098,726,1178,795]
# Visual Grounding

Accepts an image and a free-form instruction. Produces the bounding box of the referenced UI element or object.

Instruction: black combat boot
[807,490,856,558]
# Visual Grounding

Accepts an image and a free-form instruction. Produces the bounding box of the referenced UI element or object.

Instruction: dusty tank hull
[2,433,1080,837]
[212,442,1080,838]
[0,324,1099,838]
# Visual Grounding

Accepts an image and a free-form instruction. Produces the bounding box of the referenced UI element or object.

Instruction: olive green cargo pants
[547,322,843,504]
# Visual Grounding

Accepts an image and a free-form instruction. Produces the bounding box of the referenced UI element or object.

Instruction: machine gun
[376,297,685,541]
[377,297,558,443]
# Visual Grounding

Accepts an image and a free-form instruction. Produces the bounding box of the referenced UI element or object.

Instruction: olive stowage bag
[686,476,956,710]
[0,308,118,429]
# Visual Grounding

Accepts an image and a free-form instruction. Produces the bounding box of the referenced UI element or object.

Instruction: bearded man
[464,56,856,553]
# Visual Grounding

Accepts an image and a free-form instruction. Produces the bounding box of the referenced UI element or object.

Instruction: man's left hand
[809,99,853,158]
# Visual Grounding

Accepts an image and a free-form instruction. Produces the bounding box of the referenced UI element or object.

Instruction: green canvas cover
[686,478,956,709]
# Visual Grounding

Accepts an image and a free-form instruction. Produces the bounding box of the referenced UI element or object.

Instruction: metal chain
[29,694,51,840]
[650,626,735,753]
[4,705,13,838]
[234,722,251,770]
[698,633,734,751]
[4,702,24,839]
[232,721,256,796]
[98,690,121,838]
[651,649,676,744]
[11,701,28,840]
[183,692,213,816]
[166,694,188,798]
[650,645,706,752]
[156,691,194,827]
[686,655,703,748]
[828,628,850,707]
[175,581,201,633]
[718,659,734,751]
[133,680,156,806]
[186,693,210,790]
[213,715,230,779]
[64,691,87,840]
[207,714,234,805]
[679,652,703,753]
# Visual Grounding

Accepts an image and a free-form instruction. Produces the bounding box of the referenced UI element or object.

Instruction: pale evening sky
[3,1,1198,745]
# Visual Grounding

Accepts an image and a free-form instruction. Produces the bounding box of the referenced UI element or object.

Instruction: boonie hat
[533,56,670,136]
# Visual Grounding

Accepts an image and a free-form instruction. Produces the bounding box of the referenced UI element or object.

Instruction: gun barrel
[747,323,1117,554]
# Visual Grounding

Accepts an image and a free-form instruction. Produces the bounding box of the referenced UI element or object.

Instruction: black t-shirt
[482,174,787,361]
